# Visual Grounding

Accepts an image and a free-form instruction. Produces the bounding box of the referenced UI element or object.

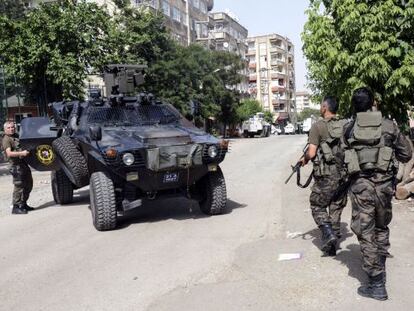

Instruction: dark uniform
[343,111,411,300]
[2,133,33,208]
[308,118,348,241]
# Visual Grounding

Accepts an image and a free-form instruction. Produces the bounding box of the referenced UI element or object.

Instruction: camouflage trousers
[9,164,33,205]
[310,174,347,235]
[349,177,393,277]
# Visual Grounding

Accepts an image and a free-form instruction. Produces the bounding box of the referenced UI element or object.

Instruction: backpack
[314,118,346,177]
[344,111,393,174]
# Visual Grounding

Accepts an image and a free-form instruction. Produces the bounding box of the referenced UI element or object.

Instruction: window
[199,1,207,13]
[172,6,181,22]
[162,1,170,16]
[192,0,200,9]
[248,41,255,50]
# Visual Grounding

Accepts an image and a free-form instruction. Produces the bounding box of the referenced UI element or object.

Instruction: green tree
[236,99,263,122]
[146,44,245,125]
[297,108,320,122]
[0,0,26,19]
[303,0,414,122]
[0,0,117,112]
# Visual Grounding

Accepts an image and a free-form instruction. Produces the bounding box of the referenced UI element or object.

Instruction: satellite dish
[223,42,229,48]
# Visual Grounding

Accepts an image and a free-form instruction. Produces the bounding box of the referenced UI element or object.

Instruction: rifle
[285,143,313,188]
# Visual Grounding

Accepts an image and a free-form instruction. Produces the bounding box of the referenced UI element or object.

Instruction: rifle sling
[296,166,313,189]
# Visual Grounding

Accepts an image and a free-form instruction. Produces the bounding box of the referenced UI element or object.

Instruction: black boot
[357,273,388,301]
[326,243,336,256]
[319,224,337,252]
[23,203,35,211]
[12,204,28,215]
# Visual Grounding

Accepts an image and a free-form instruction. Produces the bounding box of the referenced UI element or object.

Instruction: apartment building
[24,1,214,46]
[246,34,296,123]
[296,91,320,113]
[195,11,249,93]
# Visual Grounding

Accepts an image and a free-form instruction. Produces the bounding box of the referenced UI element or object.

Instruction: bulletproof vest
[344,111,393,174]
[314,118,345,177]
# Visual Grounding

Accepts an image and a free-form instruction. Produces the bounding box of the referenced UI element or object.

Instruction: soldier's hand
[299,156,308,167]
[21,150,30,157]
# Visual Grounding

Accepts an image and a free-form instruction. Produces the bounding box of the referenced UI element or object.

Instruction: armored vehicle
[19,65,228,231]
[241,112,271,138]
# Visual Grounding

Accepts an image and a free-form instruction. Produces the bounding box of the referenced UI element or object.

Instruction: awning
[276,112,289,121]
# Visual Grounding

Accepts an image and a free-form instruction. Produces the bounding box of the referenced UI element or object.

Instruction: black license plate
[163,172,179,183]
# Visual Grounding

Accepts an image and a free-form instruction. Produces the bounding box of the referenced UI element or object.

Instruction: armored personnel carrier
[19,65,228,231]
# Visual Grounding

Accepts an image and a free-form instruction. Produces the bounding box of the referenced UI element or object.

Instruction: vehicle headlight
[208,145,218,158]
[122,153,135,166]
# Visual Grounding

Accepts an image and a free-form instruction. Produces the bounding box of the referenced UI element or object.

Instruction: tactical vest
[344,111,393,175]
[313,118,345,177]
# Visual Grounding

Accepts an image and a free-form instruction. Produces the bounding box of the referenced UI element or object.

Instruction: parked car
[284,123,295,135]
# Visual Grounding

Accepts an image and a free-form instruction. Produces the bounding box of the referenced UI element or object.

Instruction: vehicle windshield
[87,105,180,126]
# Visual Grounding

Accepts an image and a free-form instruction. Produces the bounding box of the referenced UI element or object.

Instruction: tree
[297,108,320,122]
[236,99,263,122]
[303,0,414,122]
[0,0,117,112]
[146,44,245,125]
[0,0,26,19]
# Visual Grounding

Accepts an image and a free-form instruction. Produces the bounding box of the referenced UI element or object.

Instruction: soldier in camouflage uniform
[343,87,412,300]
[2,121,33,214]
[301,96,347,256]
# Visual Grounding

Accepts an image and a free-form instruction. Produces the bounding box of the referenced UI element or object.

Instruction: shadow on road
[32,189,90,211]
[301,222,353,252]
[118,198,246,229]
[334,244,366,284]
[301,222,366,283]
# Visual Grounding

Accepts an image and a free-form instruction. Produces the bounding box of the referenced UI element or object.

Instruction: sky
[213,0,310,91]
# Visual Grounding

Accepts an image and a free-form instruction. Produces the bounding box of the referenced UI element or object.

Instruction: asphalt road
[1,135,413,311]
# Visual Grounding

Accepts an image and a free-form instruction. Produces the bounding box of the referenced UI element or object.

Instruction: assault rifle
[285,143,313,188]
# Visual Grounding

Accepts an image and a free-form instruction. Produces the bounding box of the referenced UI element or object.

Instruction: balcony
[248,62,257,69]
[249,74,257,82]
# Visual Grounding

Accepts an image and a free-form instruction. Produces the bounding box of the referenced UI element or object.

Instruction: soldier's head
[3,121,16,136]
[320,96,338,118]
[352,87,374,114]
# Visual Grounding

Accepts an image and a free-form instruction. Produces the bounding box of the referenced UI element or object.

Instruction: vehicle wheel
[243,131,248,138]
[90,171,117,231]
[249,133,255,138]
[51,170,74,204]
[52,136,89,188]
[199,167,227,215]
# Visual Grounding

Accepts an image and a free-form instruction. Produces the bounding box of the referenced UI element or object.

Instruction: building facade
[295,91,320,113]
[24,1,214,46]
[246,34,296,123]
[196,11,249,94]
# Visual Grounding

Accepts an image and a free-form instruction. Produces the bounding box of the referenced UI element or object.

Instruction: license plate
[163,172,179,183]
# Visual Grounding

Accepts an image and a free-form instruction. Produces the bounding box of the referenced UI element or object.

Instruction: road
[1,135,413,311]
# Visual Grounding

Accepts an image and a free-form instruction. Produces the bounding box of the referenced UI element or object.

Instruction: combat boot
[326,243,336,256]
[22,203,35,211]
[319,224,337,252]
[357,273,388,301]
[12,204,28,215]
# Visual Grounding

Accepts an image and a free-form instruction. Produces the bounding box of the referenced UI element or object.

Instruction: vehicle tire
[249,133,255,138]
[199,167,227,215]
[52,136,89,188]
[51,170,74,204]
[90,171,117,231]
[243,131,248,138]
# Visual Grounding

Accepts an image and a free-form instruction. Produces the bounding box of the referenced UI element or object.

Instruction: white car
[284,123,295,135]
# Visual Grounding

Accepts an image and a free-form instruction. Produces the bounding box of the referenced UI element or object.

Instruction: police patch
[36,145,55,165]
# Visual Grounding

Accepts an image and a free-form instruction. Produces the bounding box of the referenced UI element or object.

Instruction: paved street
[0,135,413,311]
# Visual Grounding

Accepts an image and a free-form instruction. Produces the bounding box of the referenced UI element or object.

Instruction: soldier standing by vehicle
[2,121,33,214]
[301,96,347,256]
[343,87,411,300]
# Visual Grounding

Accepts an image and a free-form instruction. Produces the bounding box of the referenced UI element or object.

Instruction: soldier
[343,87,412,300]
[301,96,347,256]
[2,121,33,214]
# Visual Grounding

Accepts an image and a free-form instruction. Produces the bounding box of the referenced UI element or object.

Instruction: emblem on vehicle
[36,145,55,165]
